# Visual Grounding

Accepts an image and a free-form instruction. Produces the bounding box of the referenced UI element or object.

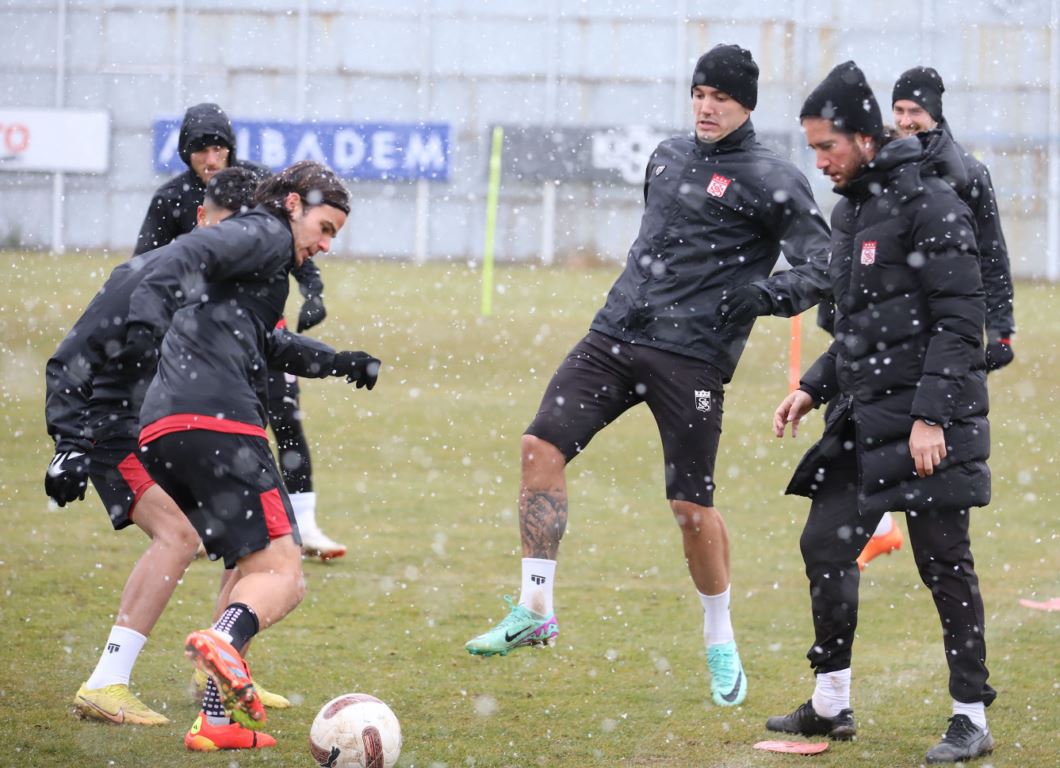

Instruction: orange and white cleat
[184,629,265,729]
[184,712,276,751]
[857,524,904,571]
[300,527,347,561]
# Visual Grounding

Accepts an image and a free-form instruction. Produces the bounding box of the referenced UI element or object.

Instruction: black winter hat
[892,66,945,122]
[691,44,759,110]
[800,61,883,139]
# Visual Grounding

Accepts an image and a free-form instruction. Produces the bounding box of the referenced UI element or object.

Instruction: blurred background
[2,0,1058,279]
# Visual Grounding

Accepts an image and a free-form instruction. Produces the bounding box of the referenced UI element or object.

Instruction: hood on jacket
[841,129,968,201]
[178,103,237,168]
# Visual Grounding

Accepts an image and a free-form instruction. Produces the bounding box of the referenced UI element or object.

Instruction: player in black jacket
[136,102,344,559]
[123,161,379,751]
[45,167,321,729]
[465,45,831,711]
[856,65,1017,569]
[769,62,995,764]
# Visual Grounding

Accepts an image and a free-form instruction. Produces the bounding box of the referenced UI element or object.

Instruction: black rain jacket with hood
[133,103,326,310]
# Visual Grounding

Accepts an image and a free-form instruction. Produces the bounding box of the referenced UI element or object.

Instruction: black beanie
[800,61,883,138]
[892,66,945,122]
[691,44,759,110]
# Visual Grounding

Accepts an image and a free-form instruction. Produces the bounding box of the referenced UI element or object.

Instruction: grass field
[0,252,1057,767]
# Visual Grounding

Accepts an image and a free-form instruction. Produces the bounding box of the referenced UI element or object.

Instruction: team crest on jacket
[694,390,712,412]
[707,173,731,197]
[654,165,665,176]
[860,240,877,265]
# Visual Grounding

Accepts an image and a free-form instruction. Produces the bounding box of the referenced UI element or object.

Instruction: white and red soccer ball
[309,693,402,768]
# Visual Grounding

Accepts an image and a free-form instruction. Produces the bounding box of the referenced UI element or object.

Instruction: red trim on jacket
[139,413,267,447]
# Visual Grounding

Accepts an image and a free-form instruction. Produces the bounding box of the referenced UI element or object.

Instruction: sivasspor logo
[695,390,712,412]
[860,240,877,265]
[707,173,732,197]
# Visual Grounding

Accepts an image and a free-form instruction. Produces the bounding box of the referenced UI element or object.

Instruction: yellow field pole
[481,126,504,316]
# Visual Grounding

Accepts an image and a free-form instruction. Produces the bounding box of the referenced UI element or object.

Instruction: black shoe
[765,699,856,741]
[925,715,995,763]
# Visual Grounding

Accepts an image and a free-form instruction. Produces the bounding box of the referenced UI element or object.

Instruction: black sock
[202,678,227,722]
[212,602,260,651]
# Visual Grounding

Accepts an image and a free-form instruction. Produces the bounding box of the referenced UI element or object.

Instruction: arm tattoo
[520,490,568,560]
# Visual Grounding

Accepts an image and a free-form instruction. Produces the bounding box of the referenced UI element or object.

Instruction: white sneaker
[300,527,347,561]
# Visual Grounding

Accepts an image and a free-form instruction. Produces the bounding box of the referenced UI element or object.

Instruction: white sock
[699,587,735,646]
[873,512,894,537]
[812,668,852,717]
[85,626,147,689]
[953,700,987,730]
[290,491,317,533]
[519,558,556,616]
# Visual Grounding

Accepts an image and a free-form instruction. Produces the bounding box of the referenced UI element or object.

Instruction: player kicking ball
[465,45,832,711]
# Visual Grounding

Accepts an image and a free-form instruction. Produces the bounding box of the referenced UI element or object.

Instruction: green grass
[0,252,1057,767]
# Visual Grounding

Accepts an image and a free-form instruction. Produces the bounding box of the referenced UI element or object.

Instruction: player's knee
[670,500,714,534]
[521,435,564,475]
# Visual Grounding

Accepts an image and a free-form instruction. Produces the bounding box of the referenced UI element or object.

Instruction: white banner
[0,108,110,173]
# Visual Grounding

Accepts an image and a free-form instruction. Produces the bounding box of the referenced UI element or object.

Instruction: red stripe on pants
[260,487,292,539]
[117,452,156,515]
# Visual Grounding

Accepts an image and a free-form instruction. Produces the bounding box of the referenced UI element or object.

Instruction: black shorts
[88,439,157,530]
[525,331,725,505]
[139,430,301,568]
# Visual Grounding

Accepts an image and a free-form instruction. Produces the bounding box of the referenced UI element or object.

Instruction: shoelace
[942,715,978,743]
[497,596,533,627]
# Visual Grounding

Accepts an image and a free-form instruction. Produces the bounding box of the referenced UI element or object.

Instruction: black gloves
[331,351,381,390]
[985,336,1014,371]
[45,450,90,507]
[715,285,772,326]
[297,296,327,333]
[110,323,159,376]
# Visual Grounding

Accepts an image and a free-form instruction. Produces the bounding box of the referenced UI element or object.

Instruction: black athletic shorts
[139,430,301,568]
[87,439,157,530]
[525,331,725,505]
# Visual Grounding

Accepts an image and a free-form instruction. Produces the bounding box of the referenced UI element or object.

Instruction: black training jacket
[45,253,163,452]
[133,104,325,306]
[45,229,338,453]
[589,120,831,382]
[127,207,344,436]
[943,121,1015,335]
[788,131,990,514]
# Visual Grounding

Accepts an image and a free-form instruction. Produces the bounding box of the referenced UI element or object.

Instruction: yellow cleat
[190,667,291,708]
[74,683,170,725]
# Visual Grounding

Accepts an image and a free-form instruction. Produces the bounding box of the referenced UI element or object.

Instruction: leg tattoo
[520,490,568,560]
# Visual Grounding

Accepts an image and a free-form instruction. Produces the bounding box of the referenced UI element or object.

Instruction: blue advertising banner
[152,119,449,181]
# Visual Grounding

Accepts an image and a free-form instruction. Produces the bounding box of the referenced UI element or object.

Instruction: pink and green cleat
[465,596,558,656]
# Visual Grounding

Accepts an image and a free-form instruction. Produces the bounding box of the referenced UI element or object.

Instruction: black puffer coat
[788,130,990,514]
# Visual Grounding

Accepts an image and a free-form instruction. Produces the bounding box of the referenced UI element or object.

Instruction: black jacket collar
[694,118,756,155]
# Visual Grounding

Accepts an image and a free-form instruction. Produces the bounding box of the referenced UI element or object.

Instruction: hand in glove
[110,323,159,376]
[45,450,90,507]
[985,336,1014,372]
[715,285,772,326]
[331,351,381,390]
[297,296,327,333]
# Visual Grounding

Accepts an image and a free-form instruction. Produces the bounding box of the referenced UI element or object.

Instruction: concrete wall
[1,0,1055,278]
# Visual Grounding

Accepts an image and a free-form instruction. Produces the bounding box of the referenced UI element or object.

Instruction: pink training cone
[1019,597,1060,612]
[754,740,830,755]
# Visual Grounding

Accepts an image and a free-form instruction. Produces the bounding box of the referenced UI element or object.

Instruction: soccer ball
[309,693,402,768]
